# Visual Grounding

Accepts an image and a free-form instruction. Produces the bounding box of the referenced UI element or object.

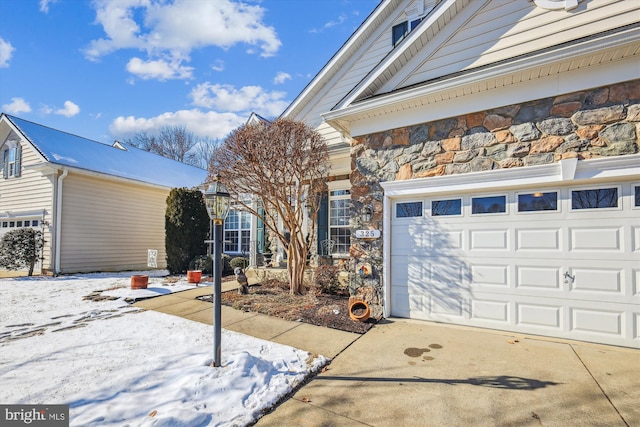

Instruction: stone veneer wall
[348,80,640,320]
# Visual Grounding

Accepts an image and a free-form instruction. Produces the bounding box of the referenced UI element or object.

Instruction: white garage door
[390,181,640,348]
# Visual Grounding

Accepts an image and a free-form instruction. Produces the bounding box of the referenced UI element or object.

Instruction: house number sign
[355,229,380,239]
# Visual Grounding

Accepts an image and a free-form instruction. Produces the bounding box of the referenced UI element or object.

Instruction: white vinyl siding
[402,0,637,89]
[0,140,54,272]
[59,173,168,273]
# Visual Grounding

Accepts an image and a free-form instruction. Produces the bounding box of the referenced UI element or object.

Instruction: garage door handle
[564,271,575,284]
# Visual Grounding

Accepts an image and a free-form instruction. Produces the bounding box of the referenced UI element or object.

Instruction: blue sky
[0,0,380,144]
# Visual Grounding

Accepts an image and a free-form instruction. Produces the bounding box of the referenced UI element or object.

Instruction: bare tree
[192,137,220,170]
[128,125,200,166]
[212,118,330,294]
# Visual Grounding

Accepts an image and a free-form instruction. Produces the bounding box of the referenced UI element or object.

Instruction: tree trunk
[287,239,307,295]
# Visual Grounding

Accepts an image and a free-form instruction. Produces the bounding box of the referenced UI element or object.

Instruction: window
[2,143,22,179]
[518,192,558,212]
[329,189,350,254]
[224,210,251,253]
[472,195,506,214]
[396,201,422,218]
[392,21,408,47]
[635,186,640,207]
[432,199,462,216]
[571,188,618,210]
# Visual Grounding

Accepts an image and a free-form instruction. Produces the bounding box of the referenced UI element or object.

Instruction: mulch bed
[199,278,375,334]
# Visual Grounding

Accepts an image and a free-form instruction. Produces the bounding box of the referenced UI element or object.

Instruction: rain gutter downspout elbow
[54,169,68,275]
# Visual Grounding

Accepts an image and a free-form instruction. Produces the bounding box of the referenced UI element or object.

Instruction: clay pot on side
[131,275,149,289]
[349,300,370,322]
[187,270,202,284]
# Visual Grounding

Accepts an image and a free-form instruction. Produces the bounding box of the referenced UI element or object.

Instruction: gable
[376,0,640,97]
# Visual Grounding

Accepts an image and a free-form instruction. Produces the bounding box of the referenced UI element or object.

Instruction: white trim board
[380,155,640,198]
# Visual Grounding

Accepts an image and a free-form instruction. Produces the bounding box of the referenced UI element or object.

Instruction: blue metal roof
[5,114,208,189]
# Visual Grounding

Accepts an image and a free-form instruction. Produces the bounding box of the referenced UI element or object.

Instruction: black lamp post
[202,175,230,367]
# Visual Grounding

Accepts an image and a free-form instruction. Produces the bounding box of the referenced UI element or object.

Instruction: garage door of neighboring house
[385,159,639,348]
[0,217,43,272]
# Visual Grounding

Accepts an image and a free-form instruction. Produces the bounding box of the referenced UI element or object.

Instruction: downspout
[54,169,68,275]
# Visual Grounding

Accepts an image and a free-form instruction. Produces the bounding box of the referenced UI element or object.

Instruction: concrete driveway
[256,319,640,427]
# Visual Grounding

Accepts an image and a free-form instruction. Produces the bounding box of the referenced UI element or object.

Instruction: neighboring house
[282,0,639,348]
[0,114,208,274]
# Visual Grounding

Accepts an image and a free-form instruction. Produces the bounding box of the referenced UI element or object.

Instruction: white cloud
[2,97,31,114]
[110,109,246,140]
[273,71,291,85]
[85,0,281,80]
[189,82,288,117]
[211,59,225,72]
[0,38,15,68]
[126,57,193,80]
[55,101,80,117]
[39,0,58,13]
[310,13,347,33]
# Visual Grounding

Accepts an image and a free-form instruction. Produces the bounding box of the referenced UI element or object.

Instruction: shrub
[165,187,210,274]
[313,264,340,295]
[230,256,248,270]
[0,228,44,276]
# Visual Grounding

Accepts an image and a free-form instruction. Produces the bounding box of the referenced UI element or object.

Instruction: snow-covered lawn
[0,272,327,426]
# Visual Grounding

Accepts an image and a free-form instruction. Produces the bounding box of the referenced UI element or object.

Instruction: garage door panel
[516,302,562,329]
[470,229,509,250]
[516,265,562,289]
[569,226,622,252]
[570,267,622,293]
[633,226,640,253]
[470,264,509,287]
[570,307,622,336]
[516,228,561,251]
[471,299,509,323]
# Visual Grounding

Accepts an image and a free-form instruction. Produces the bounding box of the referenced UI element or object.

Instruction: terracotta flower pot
[349,299,370,322]
[187,270,202,284]
[131,275,149,289]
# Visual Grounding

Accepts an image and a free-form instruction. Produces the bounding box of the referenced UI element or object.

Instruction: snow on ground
[0,272,328,426]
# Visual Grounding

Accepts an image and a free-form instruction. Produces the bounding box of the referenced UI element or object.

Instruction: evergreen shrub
[165,187,210,274]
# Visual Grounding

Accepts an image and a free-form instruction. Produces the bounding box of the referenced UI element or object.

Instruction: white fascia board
[380,155,640,198]
[324,26,640,133]
[281,0,394,118]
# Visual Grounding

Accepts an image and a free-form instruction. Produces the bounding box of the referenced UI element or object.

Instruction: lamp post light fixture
[202,175,231,367]
[360,205,373,223]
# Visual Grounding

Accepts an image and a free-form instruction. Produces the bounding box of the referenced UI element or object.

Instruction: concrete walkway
[133,284,361,359]
[136,286,640,427]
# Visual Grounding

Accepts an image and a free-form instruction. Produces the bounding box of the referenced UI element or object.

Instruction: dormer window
[2,141,22,179]
[392,21,408,47]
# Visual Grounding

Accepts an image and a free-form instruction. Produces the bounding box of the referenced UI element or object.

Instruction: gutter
[54,169,68,275]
